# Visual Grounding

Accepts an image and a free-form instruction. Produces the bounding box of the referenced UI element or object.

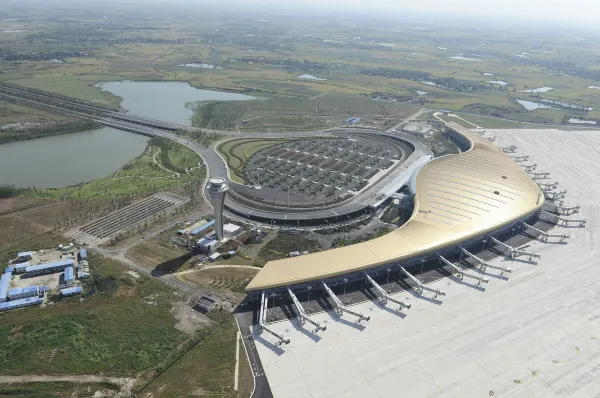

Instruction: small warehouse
[223,223,242,238]
[63,266,74,287]
[16,251,33,262]
[79,248,87,261]
[25,259,74,276]
[7,286,40,301]
[0,296,43,312]
[189,220,216,236]
[196,237,218,254]
[60,286,82,296]
[14,262,29,274]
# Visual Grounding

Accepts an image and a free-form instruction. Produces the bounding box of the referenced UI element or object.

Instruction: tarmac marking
[234,331,240,391]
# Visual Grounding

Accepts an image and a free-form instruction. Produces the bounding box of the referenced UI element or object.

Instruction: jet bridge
[437,254,489,285]
[545,190,567,201]
[540,210,587,227]
[531,171,551,180]
[258,292,290,346]
[363,272,411,311]
[520,221,569,242]
[459,247,512,275]
[542,202,580,215]
[489,237,541,261]
[501,145,518,153]
[287,287,326,333]
[523,163,538,172]
[511,155,530,162]
[321,281,370,324]
[538,181,560,191]
[400,267,446,298]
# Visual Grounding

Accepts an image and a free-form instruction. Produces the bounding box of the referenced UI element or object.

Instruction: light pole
[343,278,348,297]
[386,268,391,285]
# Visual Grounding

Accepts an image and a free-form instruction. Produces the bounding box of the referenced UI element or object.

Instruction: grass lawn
[10,75,123,107]
[140,317,253,398]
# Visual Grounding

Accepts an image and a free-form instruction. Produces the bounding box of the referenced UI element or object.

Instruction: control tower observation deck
[207,177,229,241]
[245,122,545,292]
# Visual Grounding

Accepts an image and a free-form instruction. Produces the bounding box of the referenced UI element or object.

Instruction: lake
[98,81,253,125]
[0,127,148,188]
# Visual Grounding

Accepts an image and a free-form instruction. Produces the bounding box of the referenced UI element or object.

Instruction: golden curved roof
[245,122,544,292]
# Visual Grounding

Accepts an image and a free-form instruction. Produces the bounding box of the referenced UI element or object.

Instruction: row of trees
[0,120,101,145]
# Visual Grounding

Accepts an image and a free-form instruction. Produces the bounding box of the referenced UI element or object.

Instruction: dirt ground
[0,197,52,216]
[125,234,190,271]
[0,215,50,250]
[174,267,258,301]
[171,301,214,336]
[0,375,135,397]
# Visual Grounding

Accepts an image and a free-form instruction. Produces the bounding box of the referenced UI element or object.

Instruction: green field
[217,138,291,183]
[0,251,184,376]
[9,75,123,107]
[139,317,253,398]
[194,93,421,131]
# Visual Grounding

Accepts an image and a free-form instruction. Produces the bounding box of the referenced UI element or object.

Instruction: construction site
[1,244,88,312]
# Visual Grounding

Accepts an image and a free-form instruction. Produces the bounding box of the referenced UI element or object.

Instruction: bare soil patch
[0,215,49,249]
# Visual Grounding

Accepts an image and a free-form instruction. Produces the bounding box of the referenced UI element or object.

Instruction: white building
[223,223,242,238]
[196,238,219,254]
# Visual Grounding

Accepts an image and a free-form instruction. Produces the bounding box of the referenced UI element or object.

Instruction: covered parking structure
[246,123,549,315]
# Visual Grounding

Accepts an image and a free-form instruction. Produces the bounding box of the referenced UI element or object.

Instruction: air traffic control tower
[207,177,229,240]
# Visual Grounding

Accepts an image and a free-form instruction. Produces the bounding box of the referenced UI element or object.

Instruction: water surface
[0,127,148,188]
[98,81,253,125]
[516,99,555,111]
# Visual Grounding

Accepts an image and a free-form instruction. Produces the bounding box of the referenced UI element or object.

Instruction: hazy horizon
[3,0,599,30]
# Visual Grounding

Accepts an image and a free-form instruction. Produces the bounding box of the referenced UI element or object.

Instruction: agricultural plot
[76,193,188,243]
[242,137,403,203]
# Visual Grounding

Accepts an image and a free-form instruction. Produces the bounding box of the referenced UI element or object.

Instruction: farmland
[2,2,599,130]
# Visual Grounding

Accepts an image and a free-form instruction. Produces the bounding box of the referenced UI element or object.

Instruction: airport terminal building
[245,123,546,296]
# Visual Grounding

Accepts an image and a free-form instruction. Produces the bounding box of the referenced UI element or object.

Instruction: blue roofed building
[14,262,29,274]
[60,286,82,296]
[16,252,33,262]
[63,266,74,287]
[7,286,39,300]
[0,271,11,303]
[0,296,43,312]
[4,266,14,274]
[79,248,87,261]
[190,220,216,236]
[25,259,74,276]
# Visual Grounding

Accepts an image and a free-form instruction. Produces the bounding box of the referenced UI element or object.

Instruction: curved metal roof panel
[245,123,544,292]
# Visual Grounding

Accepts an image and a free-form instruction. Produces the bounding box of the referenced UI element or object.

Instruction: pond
[97,81,253,125]
[0,127,148,188]
[516,99,555,111]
